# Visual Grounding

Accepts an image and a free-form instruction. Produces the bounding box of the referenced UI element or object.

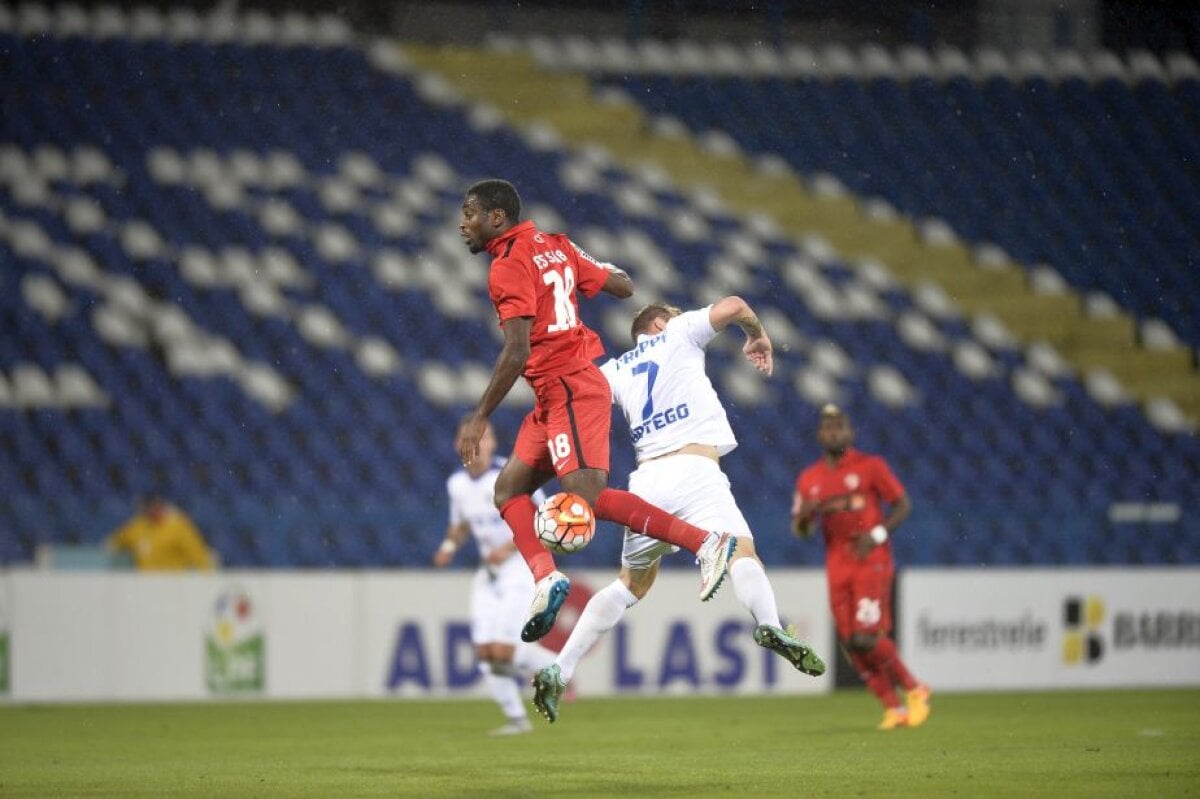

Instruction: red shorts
[826,552,894,640]
[512,364,611,477]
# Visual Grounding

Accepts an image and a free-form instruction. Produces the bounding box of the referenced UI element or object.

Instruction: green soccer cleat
[531,664,567,724]
[753,624,827,677]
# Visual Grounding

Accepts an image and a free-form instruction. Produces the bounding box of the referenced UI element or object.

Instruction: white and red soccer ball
[535,492,596,554]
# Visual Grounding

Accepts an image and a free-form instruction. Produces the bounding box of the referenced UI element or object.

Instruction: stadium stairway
[400,42,1200,427]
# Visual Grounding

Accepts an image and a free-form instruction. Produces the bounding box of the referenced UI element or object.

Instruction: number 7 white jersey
[599,307,737,462]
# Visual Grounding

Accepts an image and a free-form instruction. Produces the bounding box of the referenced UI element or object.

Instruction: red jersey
[485,220,611,382]
[794,448,905,563]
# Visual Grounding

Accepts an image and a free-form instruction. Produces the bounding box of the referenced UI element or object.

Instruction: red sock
[871,637,919,691]
[498,495,556,581]
[850,650,901,709]
[593,488,708,553]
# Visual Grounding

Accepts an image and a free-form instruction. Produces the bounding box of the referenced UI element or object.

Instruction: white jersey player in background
[435,417,556,735]
[531,297,826,723]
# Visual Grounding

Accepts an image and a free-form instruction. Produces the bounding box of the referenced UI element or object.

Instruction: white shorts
[469,554,535,646]
[622,454,752,570]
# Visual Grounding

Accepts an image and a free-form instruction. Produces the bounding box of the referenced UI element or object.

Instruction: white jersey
[446,457,544,560]
[600,307,737,461]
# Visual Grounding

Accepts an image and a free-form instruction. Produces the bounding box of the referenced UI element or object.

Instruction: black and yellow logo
[1063,595,1105,665]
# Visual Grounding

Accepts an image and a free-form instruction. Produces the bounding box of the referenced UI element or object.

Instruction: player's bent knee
[620,564,659,600]
[560,469,607,506]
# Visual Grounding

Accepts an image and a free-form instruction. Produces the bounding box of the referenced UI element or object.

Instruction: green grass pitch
[1,689,1197,797]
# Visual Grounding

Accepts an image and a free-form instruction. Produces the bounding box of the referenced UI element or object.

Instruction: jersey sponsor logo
[631,402,690,442]
[568,240,608,269]
[844,473,860,490]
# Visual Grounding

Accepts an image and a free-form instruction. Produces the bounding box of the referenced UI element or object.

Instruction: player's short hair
[819,403,850,426]
[630,303,681,342]
[466,179,521,222]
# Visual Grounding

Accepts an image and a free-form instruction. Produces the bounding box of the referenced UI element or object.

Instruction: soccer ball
[535,492,596,554]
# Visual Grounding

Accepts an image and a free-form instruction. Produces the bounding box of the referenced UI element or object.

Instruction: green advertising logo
[205,587,265,694]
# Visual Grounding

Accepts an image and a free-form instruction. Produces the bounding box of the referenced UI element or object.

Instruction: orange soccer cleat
[877,707,910,730]
[906,683,932,727]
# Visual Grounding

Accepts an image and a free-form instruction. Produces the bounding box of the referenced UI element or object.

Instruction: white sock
[513,642,556,680]
[730,556,782,628]
[556,579,638,683]
[482,663,525,722]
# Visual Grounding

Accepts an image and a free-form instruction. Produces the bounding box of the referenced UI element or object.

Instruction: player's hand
[433,550,453,568]
[456,413,487,466]
[851,532,875,560]
[742,334,773,376]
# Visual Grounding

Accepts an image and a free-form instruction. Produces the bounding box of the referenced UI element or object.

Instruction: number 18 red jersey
[485,220,612,382]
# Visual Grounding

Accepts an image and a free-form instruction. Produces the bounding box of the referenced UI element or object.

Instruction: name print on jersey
[631,402,690,443]
[612,332,668,369]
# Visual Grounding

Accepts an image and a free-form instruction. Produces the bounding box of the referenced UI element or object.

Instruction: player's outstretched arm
[709,295,773,376]
[457,317,532,466]
[600,267,633,298]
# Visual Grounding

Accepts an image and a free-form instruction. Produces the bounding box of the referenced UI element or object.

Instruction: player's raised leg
[565,468,735,601]
[533,564,653,723]
[492,449,569,643]
[729,539,826,676]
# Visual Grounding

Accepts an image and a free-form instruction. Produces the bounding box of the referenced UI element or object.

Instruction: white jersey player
[531,297,825,723]
[435,418,555,736]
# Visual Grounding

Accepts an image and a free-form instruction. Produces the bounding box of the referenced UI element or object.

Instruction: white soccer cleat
[696,532,736,601]
[521,570,571,643]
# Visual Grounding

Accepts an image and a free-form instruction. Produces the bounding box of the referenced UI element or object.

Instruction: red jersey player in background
[792,403,931,730]
[456,179,735,644]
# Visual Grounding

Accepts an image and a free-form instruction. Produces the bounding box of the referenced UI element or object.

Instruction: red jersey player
[455,179,735,644]
[792,404,931,729]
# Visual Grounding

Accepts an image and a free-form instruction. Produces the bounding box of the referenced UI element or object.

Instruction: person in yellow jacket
[107,496,215,570]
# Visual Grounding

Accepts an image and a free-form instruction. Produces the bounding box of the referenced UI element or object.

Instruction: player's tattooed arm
[710,296,772,376]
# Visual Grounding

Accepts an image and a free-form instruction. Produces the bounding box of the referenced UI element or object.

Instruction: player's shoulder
[446,469,469,490]
[797,460,823,482]
[850,449,894,474]
[665,306,716,345]
[850,448,885,465]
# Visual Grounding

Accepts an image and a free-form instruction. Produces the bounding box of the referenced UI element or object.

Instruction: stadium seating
[1,5,1197,568]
